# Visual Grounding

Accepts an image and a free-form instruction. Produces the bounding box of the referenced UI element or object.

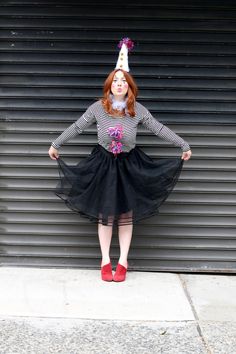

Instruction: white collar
[111,95,127,111]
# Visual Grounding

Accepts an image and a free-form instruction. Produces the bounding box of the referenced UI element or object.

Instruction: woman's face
[111,70,129,99]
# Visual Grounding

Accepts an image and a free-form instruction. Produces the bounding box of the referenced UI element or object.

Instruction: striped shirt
[51,100,190,152]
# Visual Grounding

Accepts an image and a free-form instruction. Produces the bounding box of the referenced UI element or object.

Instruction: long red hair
[101,69,138,117]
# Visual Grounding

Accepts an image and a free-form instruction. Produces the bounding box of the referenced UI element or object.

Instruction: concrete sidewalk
[0,267,235,354]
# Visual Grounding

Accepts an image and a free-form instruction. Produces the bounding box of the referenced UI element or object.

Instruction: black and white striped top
[51,100,190,152]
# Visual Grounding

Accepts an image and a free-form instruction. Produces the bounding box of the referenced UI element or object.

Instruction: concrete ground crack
[178,274,213,354]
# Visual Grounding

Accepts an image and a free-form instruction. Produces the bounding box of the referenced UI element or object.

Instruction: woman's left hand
[181,150,192,161]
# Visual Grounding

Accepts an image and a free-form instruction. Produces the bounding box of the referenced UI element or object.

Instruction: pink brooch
[107,124,124,155]
[108,124,123,140]
[109,141,123,155]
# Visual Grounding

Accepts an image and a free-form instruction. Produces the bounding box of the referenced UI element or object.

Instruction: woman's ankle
[118,259,128,268]
[101,258,111,266]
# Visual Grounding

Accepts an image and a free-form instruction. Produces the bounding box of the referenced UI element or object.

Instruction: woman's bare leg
[98,223,113,266]
[118,212,133,267]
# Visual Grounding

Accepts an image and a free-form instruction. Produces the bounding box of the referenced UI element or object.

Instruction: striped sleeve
[139,105,190,152]
[51,106,96,149]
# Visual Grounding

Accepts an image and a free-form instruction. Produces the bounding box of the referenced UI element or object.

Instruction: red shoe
[101,262,113,282]
[113,263,128,282]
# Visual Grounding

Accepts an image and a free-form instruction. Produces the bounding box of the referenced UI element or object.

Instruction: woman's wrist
[182,143,191,152]
[51,142,60,149]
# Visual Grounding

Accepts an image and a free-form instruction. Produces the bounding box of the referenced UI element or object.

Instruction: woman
[48,41,192,283]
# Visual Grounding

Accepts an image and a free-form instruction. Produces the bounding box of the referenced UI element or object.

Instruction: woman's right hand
[48,145,59,160]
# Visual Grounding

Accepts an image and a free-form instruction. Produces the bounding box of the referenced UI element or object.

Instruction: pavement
[0,267,235,354]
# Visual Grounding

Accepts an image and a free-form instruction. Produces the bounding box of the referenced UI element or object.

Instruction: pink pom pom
[118,37,134,52]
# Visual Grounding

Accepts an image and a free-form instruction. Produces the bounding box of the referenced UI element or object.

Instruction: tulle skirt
[55,144,183,226]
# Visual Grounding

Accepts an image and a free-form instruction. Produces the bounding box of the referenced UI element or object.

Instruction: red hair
[101,69,138,117]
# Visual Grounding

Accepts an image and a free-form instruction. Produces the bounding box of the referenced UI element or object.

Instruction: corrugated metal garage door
[0,0,236,272]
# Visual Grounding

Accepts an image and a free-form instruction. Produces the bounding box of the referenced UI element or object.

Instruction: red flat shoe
[113,263,127,282]
[101,262,113,282]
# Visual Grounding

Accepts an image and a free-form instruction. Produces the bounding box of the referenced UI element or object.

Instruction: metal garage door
[0,0,236,272]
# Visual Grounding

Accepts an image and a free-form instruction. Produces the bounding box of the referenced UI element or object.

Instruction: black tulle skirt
[55,144,183,226]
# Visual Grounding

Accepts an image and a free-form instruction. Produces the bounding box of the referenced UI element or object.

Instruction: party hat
[115,38,134,72]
